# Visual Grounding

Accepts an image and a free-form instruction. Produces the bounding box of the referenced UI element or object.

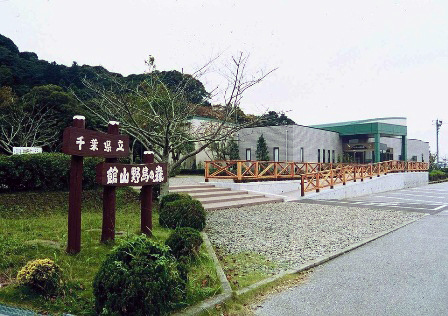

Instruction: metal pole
[436,119,443,164]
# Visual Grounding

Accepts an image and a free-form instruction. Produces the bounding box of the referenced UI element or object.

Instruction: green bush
[0,153,102,192]
[159,199,206,231]
[16,259,64,296]
[159,192,193,211]
[166,227,204,259]
[429,169,447,181]
[93,235,186,316]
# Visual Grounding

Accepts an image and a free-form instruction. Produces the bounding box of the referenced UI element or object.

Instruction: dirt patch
[0,273,12,288]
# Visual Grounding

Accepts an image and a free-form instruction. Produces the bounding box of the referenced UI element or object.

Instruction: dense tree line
[0,34,294,159]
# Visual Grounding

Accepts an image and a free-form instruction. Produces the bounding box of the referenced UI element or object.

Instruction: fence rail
[204,160,428,196]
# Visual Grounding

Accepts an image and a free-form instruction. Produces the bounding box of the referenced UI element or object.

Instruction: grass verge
[199,268,313,316]
[0,188,220,315]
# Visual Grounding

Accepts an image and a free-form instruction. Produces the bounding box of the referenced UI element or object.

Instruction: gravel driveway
[205,202,425,274]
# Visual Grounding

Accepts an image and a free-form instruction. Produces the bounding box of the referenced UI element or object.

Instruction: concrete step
[204,197,283,210]
[169,187,231,194]
[169,184,216,190]
[187,190,248,199]
[196,193,264,204]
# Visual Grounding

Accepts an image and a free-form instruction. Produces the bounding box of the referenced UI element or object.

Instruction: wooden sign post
[101,122,119,243]
[95,157,167,237]
[63,116,167,252]
[62,117,129,253]
[66,116,85,254]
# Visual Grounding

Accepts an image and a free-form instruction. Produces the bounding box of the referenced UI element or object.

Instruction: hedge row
[429,169,448,182]
[0,153,102,192]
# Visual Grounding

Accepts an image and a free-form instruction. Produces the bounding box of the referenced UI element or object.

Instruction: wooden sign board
[96,162,167,186]
[62,126,129,158]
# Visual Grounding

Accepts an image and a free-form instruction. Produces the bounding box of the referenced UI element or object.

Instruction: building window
[332,150,335,163]
[273,147,279,162]
[323,149,326,163]
[246,148,251,161]
[328,150,331,163]
[300,147,304,162]
[422,154,424,162]
[318,149,321,163]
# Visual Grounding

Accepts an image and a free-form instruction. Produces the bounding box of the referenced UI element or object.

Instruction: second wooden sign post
[96,152,167,240]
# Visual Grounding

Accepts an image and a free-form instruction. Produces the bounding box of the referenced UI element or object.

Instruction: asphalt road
[298,182,448,214]
[255,182,448,316]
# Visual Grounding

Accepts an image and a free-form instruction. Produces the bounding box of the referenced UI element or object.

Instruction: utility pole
[435,119,443,164]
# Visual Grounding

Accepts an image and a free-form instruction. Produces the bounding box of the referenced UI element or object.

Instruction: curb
[172,232,233,316]
[235,214,427,296]
[429,179,448,184]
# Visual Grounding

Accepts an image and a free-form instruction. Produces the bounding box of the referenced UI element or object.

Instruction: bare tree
[77,52,275,193]
[0,96,59,154]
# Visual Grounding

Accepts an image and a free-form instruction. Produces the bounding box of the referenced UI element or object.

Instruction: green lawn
[0,188,220,315]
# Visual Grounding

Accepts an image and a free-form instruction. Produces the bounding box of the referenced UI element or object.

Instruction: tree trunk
[160,151,170,196]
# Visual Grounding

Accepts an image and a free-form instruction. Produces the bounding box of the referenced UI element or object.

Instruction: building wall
[237,125,342,162]
[368,137,429,162]
[408,139,430,162]
[291,125,343,162]
[378,137,403,160]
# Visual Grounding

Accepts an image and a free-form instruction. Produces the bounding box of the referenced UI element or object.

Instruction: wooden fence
[205,160,355,182]
[204,160,428,196]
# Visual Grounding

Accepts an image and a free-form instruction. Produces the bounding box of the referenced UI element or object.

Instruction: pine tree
[256,134,269,161]
[228,139,240,160]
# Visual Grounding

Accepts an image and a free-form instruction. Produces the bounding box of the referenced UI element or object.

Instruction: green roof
[311,117,407,136]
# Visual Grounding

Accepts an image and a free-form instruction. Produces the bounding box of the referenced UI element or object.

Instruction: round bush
[159,192,192,211]
[93,235,186,316]
[166,227,203,259]
[16,259,63,296]
[159,199,206,231]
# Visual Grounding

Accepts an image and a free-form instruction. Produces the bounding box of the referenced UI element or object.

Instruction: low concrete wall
[300,172,428,200]
[210,179,301,196]
[208,172,428,201]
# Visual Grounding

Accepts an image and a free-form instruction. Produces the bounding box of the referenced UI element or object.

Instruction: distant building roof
[311,117,407,136]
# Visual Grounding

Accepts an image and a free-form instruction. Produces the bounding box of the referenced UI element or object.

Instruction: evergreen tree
[228,139,240,160]
[256,134,269,161]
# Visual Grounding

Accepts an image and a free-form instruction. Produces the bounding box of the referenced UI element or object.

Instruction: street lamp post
[435,119,443,164]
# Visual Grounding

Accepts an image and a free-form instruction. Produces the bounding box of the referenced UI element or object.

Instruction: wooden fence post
[330,169,334,189]
[101,121,119,243]
[301,174,305,197]
[316,173,320,193]
[237,161,242,182]
[204,161,209,182]
[141,151,155,236]
[67,115,85,254]
[342,166,346,185]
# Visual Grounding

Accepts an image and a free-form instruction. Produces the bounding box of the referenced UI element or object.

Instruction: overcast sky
[1,0,447,159]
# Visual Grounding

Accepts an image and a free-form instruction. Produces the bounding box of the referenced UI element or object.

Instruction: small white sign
[12,147,43,155]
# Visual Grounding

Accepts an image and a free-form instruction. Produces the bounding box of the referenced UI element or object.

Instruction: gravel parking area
[205,202,425,274]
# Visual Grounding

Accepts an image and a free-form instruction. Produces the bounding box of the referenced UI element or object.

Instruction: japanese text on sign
[96,163,167,186]
[62,127,129,158]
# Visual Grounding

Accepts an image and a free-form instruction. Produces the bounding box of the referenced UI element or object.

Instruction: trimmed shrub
[159,199,206,231]
[16,259,63,296]
[93,235,186,316]
[429,169,447,181]
[159,192,193,211]
[0,153,102,192]
[166,227,203,259]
